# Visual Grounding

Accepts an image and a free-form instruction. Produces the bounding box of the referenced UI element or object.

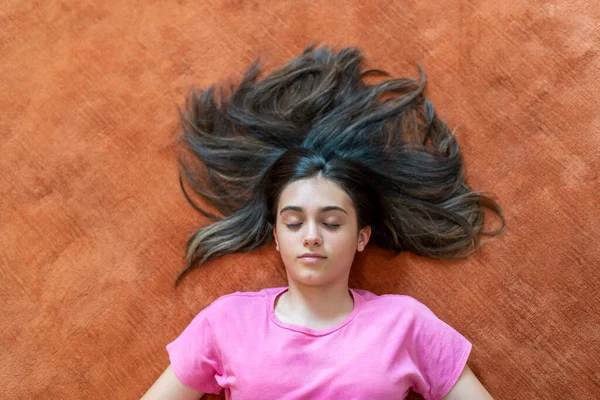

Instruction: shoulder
[213,287,281,304]
[200,287,282,317]
[355,288,436,317]
[355,289,452,334]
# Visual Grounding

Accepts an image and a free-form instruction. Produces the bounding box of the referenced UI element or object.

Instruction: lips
[299,253,326,259]
[298,253,327,264]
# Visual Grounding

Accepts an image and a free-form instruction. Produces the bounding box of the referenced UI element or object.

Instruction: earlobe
[273,228,279,252]
[357,226,372,252]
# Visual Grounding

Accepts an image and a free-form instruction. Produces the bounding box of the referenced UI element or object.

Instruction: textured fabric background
[1,1,599,399]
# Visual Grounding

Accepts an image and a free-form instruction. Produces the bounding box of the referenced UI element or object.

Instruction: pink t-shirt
[166,287,472,400]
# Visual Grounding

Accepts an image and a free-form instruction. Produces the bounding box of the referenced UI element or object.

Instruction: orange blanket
[1,1,598,399]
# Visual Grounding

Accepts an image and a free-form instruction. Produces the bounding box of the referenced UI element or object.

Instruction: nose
[303,222,322,246]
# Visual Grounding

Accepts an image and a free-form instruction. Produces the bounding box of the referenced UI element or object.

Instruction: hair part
[173,43,505,286]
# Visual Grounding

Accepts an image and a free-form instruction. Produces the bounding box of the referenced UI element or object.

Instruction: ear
[273,226,279,252]
[357,226,372,252]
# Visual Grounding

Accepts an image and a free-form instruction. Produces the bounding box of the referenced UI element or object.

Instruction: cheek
[277,231,297,254]
[324,229,358,254]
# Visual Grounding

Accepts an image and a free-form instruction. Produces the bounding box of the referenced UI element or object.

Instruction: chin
[292,268,345,287]
[294,277,332,287]
[286,267,328,284]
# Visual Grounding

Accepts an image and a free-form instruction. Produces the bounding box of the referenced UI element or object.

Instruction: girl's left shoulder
[354,288,442,319]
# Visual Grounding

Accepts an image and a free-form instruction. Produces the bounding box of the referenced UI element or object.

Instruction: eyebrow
[279,205,348,215]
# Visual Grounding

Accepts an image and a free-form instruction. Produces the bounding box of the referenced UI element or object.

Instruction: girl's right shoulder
[203,287,283,312]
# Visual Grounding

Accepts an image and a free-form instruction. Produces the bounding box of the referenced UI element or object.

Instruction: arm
[442,364,494,400]
[141,365,205,400]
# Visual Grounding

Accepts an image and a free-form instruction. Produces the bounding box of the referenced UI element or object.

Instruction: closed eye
[285,223,340,229]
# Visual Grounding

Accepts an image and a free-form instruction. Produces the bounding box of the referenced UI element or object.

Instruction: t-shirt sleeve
[166,306,223,394]
[410,299,473,400]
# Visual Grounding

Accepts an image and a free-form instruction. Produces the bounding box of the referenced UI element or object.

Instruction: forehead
[277,177,354,212]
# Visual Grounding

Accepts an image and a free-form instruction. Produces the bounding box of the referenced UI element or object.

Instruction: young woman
[142,43,504,400]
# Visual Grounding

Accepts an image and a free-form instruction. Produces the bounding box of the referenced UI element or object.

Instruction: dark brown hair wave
[174,43,505,285]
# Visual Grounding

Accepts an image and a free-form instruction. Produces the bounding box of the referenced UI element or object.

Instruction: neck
[280,279,355,322]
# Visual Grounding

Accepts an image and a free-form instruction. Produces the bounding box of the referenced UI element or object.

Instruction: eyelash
[286,223,340,229]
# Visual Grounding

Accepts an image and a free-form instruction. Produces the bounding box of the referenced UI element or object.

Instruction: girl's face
[273,176,371,287]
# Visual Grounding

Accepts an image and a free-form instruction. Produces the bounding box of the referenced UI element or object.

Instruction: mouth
[298,254,327,264]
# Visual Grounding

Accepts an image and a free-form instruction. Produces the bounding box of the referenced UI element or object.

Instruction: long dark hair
[173,43,505,286]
